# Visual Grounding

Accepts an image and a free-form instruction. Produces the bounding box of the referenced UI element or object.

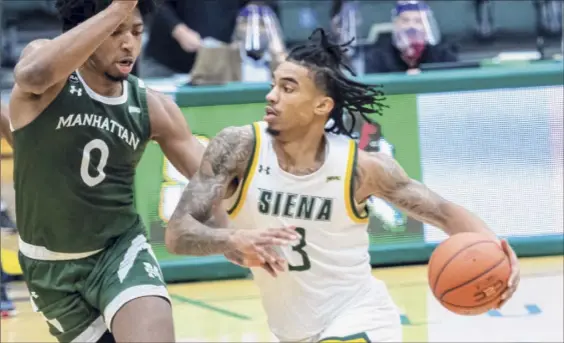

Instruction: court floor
[1,256,562,342]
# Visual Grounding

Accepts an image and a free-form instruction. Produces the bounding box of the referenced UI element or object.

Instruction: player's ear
[313,96,334,117]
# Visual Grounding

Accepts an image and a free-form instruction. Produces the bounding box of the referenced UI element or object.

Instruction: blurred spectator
[474,0,495,40]
[233,3,286,82]
[142,0,279,78]
[534,0,562,37]
[365,1,458,74]
[331,1,365,75]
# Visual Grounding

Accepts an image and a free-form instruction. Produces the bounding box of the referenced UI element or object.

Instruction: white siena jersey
[224,122,382,340]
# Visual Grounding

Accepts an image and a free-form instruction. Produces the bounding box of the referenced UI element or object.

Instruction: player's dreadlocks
[287,28,388,138]
[55,0,156,32]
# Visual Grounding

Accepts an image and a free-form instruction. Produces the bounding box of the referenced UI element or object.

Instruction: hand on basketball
[497,239,520,308]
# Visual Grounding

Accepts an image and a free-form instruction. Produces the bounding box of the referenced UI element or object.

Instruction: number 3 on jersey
[80,139,109,187]
[288,227,311,271]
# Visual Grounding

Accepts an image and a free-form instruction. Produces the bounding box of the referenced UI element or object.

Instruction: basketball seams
[438,256,508,302]
[430,240,499,294]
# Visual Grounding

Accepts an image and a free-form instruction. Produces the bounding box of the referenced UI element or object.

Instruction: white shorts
[276,297,402,342]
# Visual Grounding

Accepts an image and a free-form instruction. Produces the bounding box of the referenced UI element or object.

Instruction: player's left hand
[497,239,520,308]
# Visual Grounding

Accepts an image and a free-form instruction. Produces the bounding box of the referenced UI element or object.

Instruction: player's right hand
[228,227,298,266]
[225,247,288,277]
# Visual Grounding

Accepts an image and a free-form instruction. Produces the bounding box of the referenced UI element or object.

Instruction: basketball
[428,232,511,315]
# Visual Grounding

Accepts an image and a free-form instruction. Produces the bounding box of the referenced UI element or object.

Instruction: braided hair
[287,28,388,137]
[55,0,156,32]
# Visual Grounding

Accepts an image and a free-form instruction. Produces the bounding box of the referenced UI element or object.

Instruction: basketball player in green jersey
[166,29,522,341]
[8,0,296,342]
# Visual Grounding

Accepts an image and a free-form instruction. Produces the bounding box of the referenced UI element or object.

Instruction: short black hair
[55,0,156,32]
[287,28,388,138]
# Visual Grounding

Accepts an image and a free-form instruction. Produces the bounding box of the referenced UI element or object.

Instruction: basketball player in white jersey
[166,28,520,342]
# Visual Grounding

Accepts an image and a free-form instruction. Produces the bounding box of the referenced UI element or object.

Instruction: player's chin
[266,124,281,136]
[105,70,129,82]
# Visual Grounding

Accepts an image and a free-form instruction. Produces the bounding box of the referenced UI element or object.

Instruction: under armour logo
[69,85,83,96]
[258,165,270,175]
[31,292,39,299]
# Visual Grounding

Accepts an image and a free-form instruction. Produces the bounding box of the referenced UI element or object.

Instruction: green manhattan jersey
[13,72,152,253]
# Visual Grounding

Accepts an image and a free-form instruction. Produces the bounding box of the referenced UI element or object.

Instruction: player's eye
[283,86,294,93]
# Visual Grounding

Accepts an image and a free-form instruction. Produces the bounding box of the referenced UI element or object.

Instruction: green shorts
[18,228,170,342]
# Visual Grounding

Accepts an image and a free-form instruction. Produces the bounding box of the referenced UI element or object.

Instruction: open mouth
[117,58,134,73]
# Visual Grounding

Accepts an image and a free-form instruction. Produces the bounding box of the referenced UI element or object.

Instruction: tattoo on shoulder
[171,125,254,223]
[201,126,255,177]
[355,151,408,198]
[166,125,255,255]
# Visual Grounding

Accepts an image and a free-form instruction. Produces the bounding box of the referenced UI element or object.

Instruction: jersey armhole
[226,122,261,219]
[344,140,370,224]
[135,78,151,142]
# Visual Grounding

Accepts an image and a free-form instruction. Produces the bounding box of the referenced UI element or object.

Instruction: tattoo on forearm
[167,126,255,255]
[358,152,449,228]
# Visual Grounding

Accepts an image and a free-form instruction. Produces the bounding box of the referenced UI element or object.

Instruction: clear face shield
[535,0,563,35]
[391,1,441,66]
[233,4,286,63]
[332,1,362,48]
[332,1,364,74]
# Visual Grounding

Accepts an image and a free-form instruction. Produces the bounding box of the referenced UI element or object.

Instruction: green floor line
[170,294,252,321]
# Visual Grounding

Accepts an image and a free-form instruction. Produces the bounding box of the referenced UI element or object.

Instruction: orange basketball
[428,232,511,315]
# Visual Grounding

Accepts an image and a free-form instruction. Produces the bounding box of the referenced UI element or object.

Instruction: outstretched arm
[355,150,494,237]
[356,150,520,306]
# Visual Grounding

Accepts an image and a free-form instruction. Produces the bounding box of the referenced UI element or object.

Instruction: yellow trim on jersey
[344,140,369,224]
[227,122,261,219]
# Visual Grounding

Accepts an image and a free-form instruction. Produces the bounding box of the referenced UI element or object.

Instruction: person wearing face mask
[143,0,280,78]
[365,0,459,74]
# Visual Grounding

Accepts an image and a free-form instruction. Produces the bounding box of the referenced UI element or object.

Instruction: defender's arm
[355,150,494,238]
[147,89,227,228]
[165,126,253,255]
[148,89,204,178]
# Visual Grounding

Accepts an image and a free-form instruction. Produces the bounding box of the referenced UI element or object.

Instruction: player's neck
[272,125,327,174]
[77,65,124,98]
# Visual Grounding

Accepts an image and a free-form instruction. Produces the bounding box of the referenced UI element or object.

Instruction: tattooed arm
[355,149,521,306]
[355,150,495,238]
[165,126,252,255]
[166,125,297,256]
[147,88,227,228]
